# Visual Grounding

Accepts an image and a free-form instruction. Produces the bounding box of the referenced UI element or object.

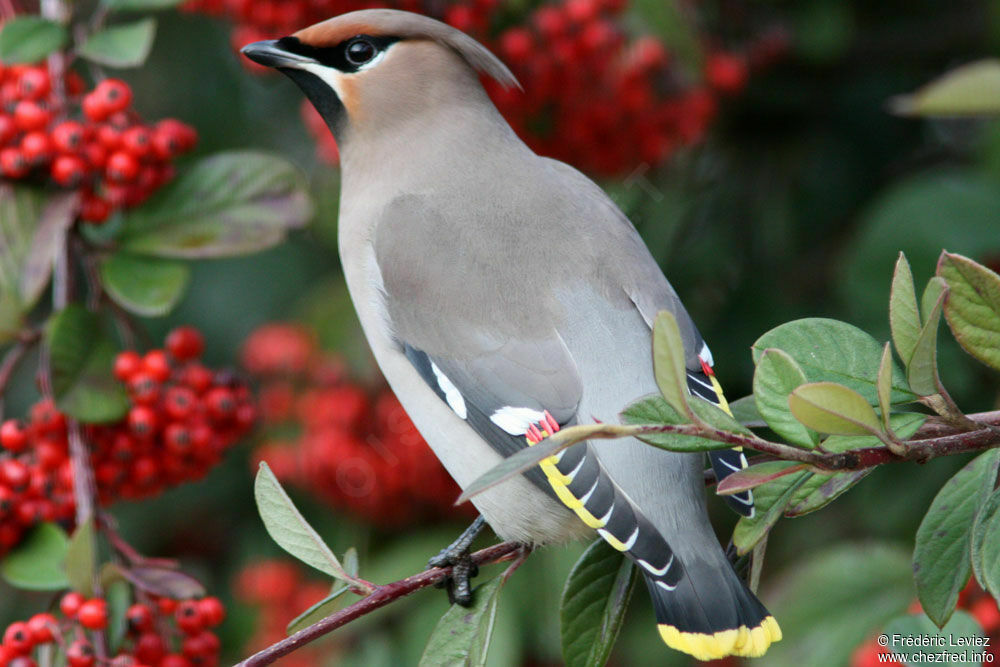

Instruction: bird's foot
[525,410,561,445]
[429,515,486,607]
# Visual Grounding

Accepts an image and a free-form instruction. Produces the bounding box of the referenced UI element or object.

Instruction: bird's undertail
[644,562,782,661]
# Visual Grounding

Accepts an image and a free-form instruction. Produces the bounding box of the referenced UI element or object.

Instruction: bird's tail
[644,556,782,661]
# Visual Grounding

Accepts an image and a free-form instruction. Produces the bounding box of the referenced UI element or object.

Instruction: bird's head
[241,9,519,143]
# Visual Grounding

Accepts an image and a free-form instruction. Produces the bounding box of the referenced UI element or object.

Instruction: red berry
[142,350,172,382]
[1,147,30,177]
[3,621,33,655]
[970,595,1000,632]
[81,92,109,122]
[20,131,52,165]
[205,387,236,420]
[0,419,28,452]
[50,154,88,187]
[127,405,158,438]
[77,598,108,630]
[106,150,139,183]
[121,126,152,158]
[128,372,161,405]
[93,79,132,114]
[13,100,51,132]
[26,613,56,643]
[60,591,85,617]
[166,326,205,361]
[126,603,154,634]
[175,599,204,634]
[114,350,143,381]
[0,459,29,491]
[51,120,86,153]
[0,113,17,144]
[164,384,196,419]
[134,631,165,664]
[16,67,50,101]
[705,51,748,95]
[66,639,96,667]
[197,597,226,627]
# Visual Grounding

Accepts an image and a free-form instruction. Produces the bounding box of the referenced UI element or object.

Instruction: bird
[241,9,781,661]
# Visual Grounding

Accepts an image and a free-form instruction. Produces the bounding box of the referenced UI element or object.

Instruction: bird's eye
[345,37,377,66]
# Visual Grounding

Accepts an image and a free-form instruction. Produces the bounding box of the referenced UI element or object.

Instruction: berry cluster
[0,326,255,557]
[182,0,785,176]
[242,323,471,527]
[0,591,225,667]
[852,580,1000,666]
[0,62,197,224]
[234,559,330,666]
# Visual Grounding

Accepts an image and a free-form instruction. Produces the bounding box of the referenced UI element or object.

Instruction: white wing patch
[430,362,467,419]
[699,341,714,367]
[490,406,546,435]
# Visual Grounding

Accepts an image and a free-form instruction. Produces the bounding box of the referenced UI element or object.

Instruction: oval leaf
[914,448,1000,627]
[1,522,70,590]
[907,278,947,396]
[78,18,156,68]
[717,462,809,496]
[971,487,1000,603]
[419,575,505,667]
[620,394,750,451]
[0,16,68,63]
[876,342,894,433]
[560,539,638,667]
[119,151,312,258]
[65,517,97,597]
[47,305,130,423]
[733,469,811,554]
[20,190,79,307]
[753,348,818,448]
[104,0,185,11]
[890,253,921,371]
[938,252,1000,372]
[788,382,883,436]
[652,311,694,420]
[785,469,873,517]
[890,59,1000,116]
[100,252,190,317]
[752,318,915,404]
[119,566,205,598]
[254,461,353,583]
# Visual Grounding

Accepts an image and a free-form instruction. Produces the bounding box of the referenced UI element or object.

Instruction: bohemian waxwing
[242,9,781,661]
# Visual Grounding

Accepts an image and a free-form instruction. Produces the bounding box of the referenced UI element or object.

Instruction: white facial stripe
[430,362,467,419]
[298,62,348,100]
[490,406,546,436]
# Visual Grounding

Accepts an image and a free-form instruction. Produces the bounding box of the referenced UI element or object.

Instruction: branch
[235,542,523,667]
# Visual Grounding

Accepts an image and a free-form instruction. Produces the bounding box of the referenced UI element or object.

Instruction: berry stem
[235,541,523,667]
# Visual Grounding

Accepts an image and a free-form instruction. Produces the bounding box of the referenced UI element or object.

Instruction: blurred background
[3,0,1000,664]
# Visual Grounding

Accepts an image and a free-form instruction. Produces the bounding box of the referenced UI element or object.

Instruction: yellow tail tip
[657,616,782,661]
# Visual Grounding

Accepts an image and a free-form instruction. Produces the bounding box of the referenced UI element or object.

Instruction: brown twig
[235,541,523,667]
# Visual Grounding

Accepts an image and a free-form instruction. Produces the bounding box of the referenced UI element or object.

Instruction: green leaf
[937,252,1000,372]
[821,413,927,453]
[0,16,68,63]
[876,343,894,433]
[560,539,637,667]
[733,468,810,553]
[752,318,915,404]
[620,394,751,451]
[652,311,694,420]
[118,565,205,598]
[119,151,312,258]
[106,579,131,653]
[913,449,1000,627]
[907,278,947,396]
[100,252,190,317]
[729,394,765,427]
[785,469,873,517]
[103,0,185,11]
[1,523,70,590]
[971,487,1000,603]
[420,575,505,667]
[0,185,77,318]
[78,18,156,68]
[255,462,356,583]
[65,517,96,597]
[47,305,129,423]
[761,544,913,667]
[788,382,884,436]
[890,59,1000,116]
[753,348,818,448]
[890,253,921,369]
[883,611,984,665]
[717,462,809,496]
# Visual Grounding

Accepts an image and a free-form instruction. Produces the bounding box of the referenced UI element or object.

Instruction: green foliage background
[3,0,1000,664]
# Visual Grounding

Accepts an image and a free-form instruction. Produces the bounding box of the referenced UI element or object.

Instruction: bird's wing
[374,192,683,587]
[540,157,754,517]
